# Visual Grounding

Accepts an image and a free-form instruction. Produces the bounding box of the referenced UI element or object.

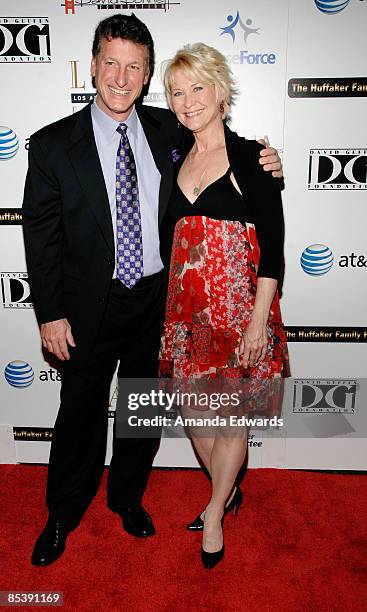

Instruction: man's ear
[143,69,150,86]
[90,56,96,78]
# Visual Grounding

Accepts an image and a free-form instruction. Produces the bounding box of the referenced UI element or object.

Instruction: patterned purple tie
[115,123,143,288]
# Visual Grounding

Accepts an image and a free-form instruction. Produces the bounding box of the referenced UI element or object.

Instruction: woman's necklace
[189,152,207,196]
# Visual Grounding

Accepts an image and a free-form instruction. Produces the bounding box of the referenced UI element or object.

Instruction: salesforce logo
[300,244,334,275]
[0,126,19,160]
[314,0,351,14]
[219,11,276,65]
[4,360,34,388]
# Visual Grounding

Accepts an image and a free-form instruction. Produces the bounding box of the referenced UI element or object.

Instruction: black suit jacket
[22,103,180,353]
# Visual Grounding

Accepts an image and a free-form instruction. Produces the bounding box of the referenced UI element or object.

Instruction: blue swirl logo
[4,360,34,388]
[301,244,334,275]
[0,126,19,160]
[314,0,350,14]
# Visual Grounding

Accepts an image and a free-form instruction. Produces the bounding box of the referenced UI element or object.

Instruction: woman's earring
[219,101,224,115]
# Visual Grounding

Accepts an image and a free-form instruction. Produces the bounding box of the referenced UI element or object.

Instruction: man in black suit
[22,14,282,566]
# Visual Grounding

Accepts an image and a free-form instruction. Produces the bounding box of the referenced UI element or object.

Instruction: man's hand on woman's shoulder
[257,138,283,178]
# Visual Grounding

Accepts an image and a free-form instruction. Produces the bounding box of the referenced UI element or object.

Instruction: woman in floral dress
[159,43,288,568]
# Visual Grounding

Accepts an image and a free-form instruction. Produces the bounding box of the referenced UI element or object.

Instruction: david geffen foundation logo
[0,17,51,62]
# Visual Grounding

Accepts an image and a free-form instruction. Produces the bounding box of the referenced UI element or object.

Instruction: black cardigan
[171,124,285,280]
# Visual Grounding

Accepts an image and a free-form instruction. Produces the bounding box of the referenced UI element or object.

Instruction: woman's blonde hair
[163,42,236,119]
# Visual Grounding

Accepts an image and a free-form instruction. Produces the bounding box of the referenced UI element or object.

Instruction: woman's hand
[240,277,277,368]
[240,317,268,368]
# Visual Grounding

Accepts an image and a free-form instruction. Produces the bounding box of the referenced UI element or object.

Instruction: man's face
[91,37,150,121]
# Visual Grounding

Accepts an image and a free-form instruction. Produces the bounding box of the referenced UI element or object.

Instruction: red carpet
[1,466,366,612]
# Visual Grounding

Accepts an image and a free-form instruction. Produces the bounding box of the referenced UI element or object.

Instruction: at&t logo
[3,361,62,387]
[219,11,276,66]
[314,0,366,13]
[4,361,34,388]
[0,127,19,160]
[301,245,367,274]
[314,0,350,13]
[301,244,334,275]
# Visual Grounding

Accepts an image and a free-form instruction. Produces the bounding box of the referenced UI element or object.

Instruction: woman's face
[169,68,222,133]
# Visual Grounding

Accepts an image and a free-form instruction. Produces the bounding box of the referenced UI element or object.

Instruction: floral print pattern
[159,216,288,384]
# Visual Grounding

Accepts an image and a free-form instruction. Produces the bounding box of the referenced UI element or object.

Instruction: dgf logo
[293,379,356,413]
[1,273,33,308]
[308,149,367,189]
[0,17,51,63]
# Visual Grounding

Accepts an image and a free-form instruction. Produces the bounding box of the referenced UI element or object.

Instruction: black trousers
[46,272,165,527]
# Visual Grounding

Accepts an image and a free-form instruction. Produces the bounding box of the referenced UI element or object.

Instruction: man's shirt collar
[91,98,138,139]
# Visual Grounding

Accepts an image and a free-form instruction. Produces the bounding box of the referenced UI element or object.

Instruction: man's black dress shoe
[31,518,72,566]
[109,503,155,538]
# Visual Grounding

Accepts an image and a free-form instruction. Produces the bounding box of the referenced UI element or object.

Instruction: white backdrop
[1,0,366,469]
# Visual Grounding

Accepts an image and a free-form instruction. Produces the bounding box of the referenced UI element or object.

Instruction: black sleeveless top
[165,166,281,279]
[167,166,249,223]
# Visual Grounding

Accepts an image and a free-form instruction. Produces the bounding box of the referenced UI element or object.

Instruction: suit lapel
[136,105,174,226]
[68,105,114,255]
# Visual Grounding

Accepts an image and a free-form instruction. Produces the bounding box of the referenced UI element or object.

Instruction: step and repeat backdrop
[1,0,366,469]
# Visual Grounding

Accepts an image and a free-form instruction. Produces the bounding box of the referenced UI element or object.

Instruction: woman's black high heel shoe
[201,514,225,569]
[187,487,243,531]
[201,543,224,569]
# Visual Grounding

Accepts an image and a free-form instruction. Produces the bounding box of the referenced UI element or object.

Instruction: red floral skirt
[159,216,287,383]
